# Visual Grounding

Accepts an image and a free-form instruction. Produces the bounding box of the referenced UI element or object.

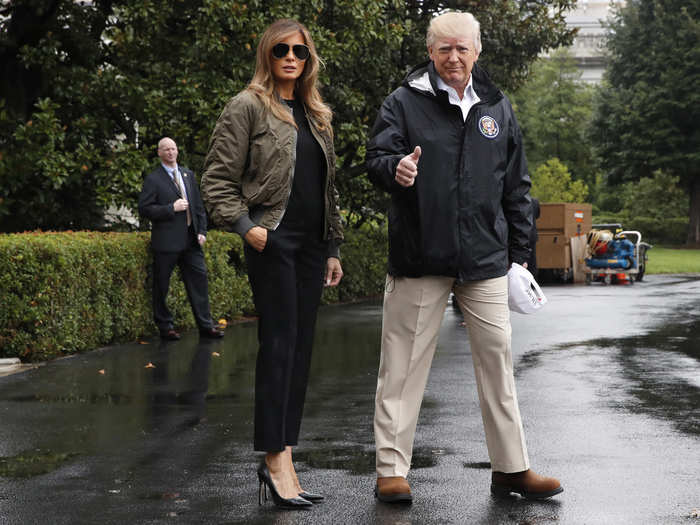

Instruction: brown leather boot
[375,476,412,503]
[491,469,563,500]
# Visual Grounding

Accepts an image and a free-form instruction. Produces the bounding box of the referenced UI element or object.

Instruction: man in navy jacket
[138,137,223,340]
[367,12,561,504]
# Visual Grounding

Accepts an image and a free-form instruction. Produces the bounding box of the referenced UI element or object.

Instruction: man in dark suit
[138,137,224,340]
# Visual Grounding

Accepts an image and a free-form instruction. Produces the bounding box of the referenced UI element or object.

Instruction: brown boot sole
[374,485,413,504]
[491,483,564,500]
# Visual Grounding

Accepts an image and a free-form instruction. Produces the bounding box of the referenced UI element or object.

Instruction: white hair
[426,11,482,54]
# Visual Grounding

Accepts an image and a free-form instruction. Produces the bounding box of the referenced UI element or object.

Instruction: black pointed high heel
[257,462,313,509]
[298,490,324,502]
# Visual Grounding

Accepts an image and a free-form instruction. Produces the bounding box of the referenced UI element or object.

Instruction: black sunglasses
[271,43,310,61]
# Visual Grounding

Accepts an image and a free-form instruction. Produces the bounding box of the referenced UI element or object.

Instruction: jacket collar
[404,61,501,104]
[158,164,186,195]
[160,163,179,177]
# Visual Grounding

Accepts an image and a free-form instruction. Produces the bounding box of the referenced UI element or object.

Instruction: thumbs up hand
[395,146,422,187]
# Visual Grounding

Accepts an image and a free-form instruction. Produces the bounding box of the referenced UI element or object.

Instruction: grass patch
[646,246,700,274]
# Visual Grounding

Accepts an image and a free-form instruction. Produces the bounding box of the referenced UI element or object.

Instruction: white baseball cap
[507,262,547,314]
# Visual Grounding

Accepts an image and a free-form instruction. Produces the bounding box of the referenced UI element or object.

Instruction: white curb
[0,358,21,371]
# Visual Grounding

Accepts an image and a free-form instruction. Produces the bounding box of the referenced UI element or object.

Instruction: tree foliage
[0,0,575,232]
[509,48,597,190]
[530,157,588,203]
[589,0,700,244]
[619,170,687,220]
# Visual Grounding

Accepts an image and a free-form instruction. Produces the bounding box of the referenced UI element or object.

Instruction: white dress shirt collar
[162,163,179,178]
[436,74,480,121]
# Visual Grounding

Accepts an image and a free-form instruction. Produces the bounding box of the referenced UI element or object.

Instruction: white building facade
[565,0,626,83]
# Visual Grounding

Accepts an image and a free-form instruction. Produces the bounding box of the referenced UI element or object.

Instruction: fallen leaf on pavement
[212,352,220,357]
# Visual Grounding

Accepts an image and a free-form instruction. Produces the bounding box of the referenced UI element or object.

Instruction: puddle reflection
[145,338,219,430]
[0,449,78,478]
[518,313,700,436]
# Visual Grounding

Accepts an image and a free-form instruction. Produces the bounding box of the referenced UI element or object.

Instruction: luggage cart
[584,230,652,285]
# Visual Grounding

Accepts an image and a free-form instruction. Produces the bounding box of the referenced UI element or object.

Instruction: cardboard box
[537,202,592,238]
[537,233,572,269]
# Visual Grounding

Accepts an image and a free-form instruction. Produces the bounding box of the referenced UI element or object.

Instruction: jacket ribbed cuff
[327,239,341,259]
[232,214,256,237]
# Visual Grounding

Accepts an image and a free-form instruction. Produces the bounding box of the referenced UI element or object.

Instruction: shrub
[531,158,589,203]
[0,231,251,360]
[0,225,388,361]
[1,232,145,360]
[591,215,688,245]
[322,220,388,304]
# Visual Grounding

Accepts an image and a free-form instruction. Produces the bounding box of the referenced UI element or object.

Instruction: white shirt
[436,74,480,121]
[162,163,188,200]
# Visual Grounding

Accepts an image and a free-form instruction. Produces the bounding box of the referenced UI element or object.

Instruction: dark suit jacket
[138,164,207,252]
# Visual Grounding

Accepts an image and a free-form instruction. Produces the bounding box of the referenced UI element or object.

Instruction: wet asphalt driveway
[1,274,699,524]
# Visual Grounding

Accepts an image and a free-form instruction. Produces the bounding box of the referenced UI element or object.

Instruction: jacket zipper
[457,99,492,280]
[306,110,332,240]
[270,105,298,230]
[456,105,468,282]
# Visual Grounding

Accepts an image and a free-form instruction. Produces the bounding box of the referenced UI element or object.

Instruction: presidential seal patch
[478,116,499,139]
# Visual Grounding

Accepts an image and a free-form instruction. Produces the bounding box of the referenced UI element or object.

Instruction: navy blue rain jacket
[366,61,533,281]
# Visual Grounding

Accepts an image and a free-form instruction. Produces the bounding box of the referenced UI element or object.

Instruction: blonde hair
[426,11,482,54]
[247,19,332,133]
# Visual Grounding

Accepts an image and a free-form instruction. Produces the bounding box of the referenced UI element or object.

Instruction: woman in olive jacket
[201,19,343,510]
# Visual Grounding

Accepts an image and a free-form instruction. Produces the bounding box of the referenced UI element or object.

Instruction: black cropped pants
[244,224,327,452]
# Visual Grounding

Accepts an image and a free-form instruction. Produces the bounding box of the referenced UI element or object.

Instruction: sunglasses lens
[272,43,310,60]
[293,44,310,60]
[272,43,289,59]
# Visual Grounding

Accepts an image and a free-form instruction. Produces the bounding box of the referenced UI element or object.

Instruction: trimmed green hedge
[0,225,388,361]
[592,215,688,245]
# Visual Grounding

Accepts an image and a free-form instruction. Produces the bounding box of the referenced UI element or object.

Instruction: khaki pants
[374,274,530,477]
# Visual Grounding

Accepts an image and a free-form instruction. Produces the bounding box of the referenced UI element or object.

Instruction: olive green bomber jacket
[201,90,343,257]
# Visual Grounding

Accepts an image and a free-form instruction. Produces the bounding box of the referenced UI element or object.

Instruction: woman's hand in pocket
[245,226,268,252]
